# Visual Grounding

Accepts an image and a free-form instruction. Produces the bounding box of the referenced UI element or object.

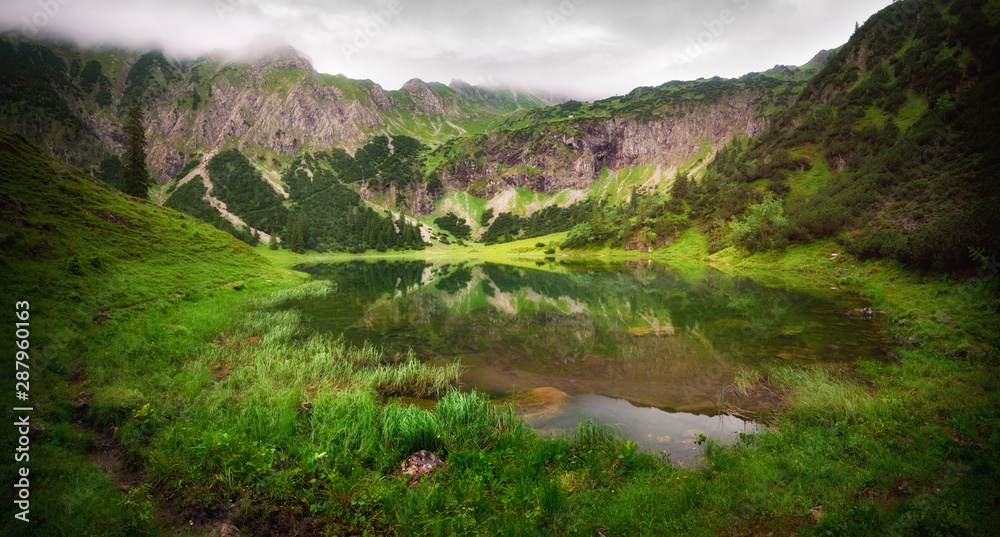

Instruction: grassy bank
[13,242,997,534]
[247,229,1000,535]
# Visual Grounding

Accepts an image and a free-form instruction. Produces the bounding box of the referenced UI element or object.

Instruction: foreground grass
[246,231,1000,535]
[11,240,997,535]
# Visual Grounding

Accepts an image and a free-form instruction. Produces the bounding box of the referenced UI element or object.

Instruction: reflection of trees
[296,259,886,378]
[703,273,795,340]
[435,264,473,295]
[296,260,430,303]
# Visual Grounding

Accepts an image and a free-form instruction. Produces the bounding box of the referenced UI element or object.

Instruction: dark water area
[288,258,890,464]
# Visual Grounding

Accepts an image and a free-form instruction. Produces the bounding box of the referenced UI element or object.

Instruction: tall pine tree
[285,213,306,254]
[121,98,152,198]
[672,171,690,201]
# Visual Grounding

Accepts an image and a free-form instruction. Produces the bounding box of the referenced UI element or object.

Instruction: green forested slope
[690,0,1000,271]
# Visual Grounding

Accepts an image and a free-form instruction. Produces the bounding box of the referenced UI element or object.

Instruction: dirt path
[89,431,243,537]
[170,149,278,243]
[260,168,289,199]
[199,174,274,243]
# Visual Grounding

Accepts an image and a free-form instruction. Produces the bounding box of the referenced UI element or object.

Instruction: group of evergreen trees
[479,201,596,245]
[279,150,426,253]
[160,142,430,253]
[354,135,427,189]
[163,178,258,246]
[206,149,287,235]
[433,213,472,240]
[113,99,435,253]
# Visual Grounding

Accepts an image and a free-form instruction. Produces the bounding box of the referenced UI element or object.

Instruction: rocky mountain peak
[397,78,448,115]
[248,45,314,71]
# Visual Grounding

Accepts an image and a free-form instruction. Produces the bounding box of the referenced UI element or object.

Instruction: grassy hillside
[0,129,273,324]
[520,0,1000,272]
[0,127,282,534]
[689,0,1000,271]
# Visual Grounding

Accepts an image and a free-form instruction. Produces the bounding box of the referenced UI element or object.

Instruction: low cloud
[0,0,893,99]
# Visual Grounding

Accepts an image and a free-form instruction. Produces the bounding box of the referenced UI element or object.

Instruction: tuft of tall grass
[434,391,522,445]
[765,364,872,424]
[311,390,385,462]
[575,419,622,449]
[382,402,443,457]
[732,365,763,396]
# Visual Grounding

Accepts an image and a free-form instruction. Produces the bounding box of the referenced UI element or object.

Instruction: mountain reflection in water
[288,259,889,459]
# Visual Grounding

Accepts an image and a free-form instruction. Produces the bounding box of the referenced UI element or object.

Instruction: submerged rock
[515,387,570,420]
[400,450,444,485]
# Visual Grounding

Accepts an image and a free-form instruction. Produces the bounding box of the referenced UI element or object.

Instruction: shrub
[728,194,788,253]
[480,208,494,227]
[67,256,84,275]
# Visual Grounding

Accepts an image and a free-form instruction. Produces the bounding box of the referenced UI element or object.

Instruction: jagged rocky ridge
[0,35,563,184]
[434,91,770,198]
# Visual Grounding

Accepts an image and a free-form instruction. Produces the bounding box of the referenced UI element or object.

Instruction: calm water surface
[289,259,889,464]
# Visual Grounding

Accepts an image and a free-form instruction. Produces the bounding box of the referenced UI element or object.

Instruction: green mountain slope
[690,0,1000,271]
[0,127,272,331]
[0,35,560,186]
[0,126,286,534]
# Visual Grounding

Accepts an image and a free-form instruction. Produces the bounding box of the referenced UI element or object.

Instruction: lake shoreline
[14,229,998,535]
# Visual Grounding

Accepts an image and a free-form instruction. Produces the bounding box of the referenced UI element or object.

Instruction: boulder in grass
[400,450,444,486]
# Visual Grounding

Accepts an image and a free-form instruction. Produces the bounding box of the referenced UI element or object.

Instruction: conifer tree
[672,171,690,201]
[121,98,152,198]
[285,213,306,253]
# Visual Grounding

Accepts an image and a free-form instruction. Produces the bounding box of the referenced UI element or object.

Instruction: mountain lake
[285,258,891,465]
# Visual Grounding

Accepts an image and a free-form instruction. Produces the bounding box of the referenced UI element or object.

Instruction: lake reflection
[290,259,889,459]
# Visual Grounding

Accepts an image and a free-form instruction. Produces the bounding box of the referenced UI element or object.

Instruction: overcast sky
[1,0,893,99]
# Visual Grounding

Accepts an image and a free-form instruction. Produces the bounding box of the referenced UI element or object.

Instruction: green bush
[727,194,788,253]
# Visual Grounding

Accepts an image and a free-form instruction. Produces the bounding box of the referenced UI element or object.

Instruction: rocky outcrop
[397,78,459,116]
[20,42,394,183]
[2,37,559,185]
[2,36,768,202]
[439,92,769,198]
[358,181,437,217]
[146,64,387,180]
